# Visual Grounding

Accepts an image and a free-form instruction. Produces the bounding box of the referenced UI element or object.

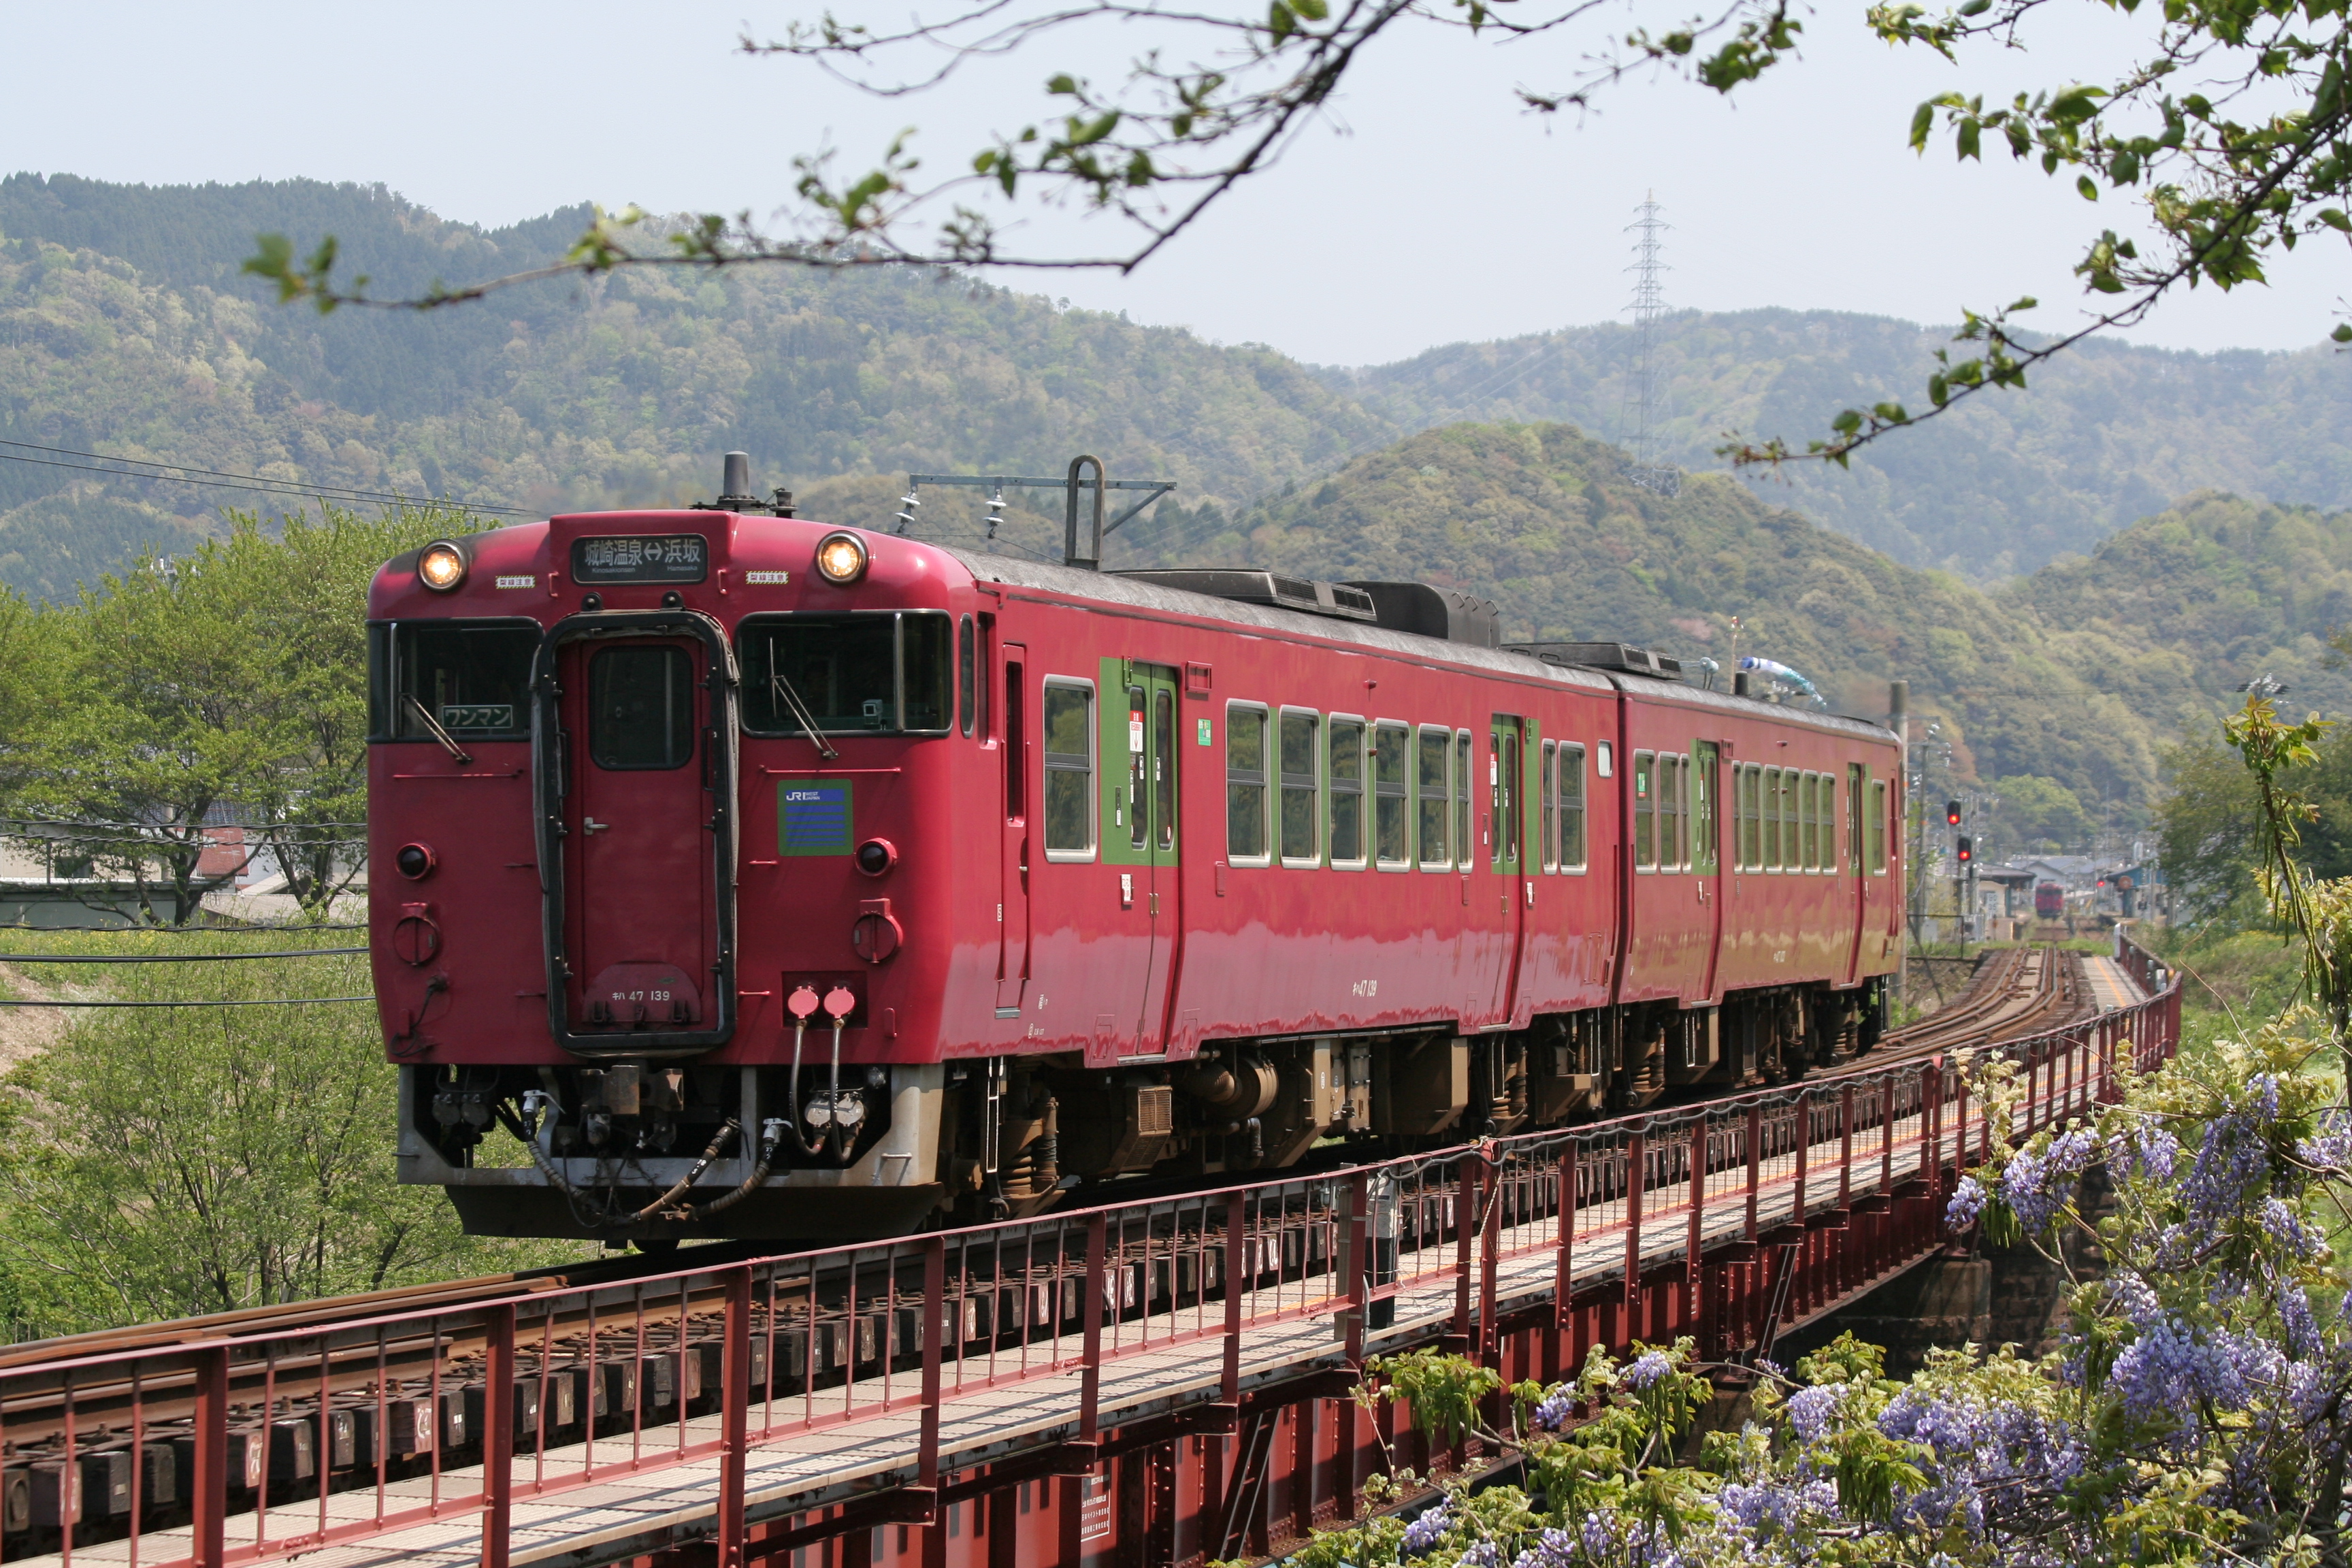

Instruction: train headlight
[815,532,868,586]
[417,541,468,592]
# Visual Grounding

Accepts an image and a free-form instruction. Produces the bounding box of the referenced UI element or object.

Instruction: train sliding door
[1693,741,1722,998]
[1488,715,1526,1020]
[1844,761,1867,985]
[1100,662,1182,1056]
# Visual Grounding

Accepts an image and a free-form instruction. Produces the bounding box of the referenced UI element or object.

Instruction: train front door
[555,634,723,1039]
[1114,663,1182,1056]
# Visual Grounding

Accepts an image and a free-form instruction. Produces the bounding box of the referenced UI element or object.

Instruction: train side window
[1692,745,1718,875]
[1454,730,1473,870]
[1632,750,1656,872]
[1416,726,1451,868]
[1757,766,1776,870]
[1154,690,1176,854]
[1783,770,1800,872]
[1226,703,1271,866]
[1740,765,1761,872]
[1374,722,1411,870]
[1848,764,1865,870]
[1806,774,1823,871]
[1279,709,1321,867]
[958,615,976,738]
[1655,754,1678,872]
[1041,679,1096,860]
[1328,717,1366,869]
[1541,740,1558,872]
[1558,744,1587,872]
[1003,660,1026,817]
[1127,685,1149,851]
[1823,773,1840,870]
[1867,777,1888,873]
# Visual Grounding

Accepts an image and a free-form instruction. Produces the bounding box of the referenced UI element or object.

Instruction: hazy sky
[3,1,2344,366]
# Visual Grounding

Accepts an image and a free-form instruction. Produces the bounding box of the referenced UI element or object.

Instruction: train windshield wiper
[767,670,839,761]
[405,694,474,765]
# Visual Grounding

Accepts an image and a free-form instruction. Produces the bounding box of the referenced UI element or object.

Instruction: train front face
[370,508,974,1244]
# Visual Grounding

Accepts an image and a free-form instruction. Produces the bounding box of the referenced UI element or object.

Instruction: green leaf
[1293,0,1329,17]
[2077,174,2100,200]
[1910,101,1936,150]
[1957,118,1981,160]
[2334,324,2352,343]
[1268,0,1296,39]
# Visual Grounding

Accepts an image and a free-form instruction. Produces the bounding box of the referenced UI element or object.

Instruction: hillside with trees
[3,174,2350,598]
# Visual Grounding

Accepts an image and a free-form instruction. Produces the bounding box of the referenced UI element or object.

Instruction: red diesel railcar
[370,465,1904,1243]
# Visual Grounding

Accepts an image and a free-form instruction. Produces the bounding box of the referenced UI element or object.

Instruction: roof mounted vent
[1506,641,1682,679]
[1340,582,1501,647]
[1116,568,1378,624]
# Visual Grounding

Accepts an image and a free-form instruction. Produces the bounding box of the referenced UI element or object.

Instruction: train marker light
[395,843,438,880]
[1944,799,1962,826]
[417,541,468,592]
[815,532,869,585]
[855,838,897,877]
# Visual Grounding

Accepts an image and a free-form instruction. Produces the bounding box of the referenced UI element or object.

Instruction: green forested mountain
[1330,312,2352,580]
[3,173,2349,598]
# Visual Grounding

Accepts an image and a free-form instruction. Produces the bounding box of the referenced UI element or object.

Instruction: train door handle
[583,817,612,835]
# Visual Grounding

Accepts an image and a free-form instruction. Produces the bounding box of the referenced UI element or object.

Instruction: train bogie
[370,463,1901,1243]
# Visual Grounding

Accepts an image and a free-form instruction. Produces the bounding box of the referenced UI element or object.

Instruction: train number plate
[570,534,709,584]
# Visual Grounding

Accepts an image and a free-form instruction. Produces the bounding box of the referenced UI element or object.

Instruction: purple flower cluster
[2106,1315,2282,1421]
[1531,1388,1578,1431]
[1714,1475,1842,1535]
[1785,1382,1850,1443]
[1946,1175,1989,1231]
[2297,1122,2352,1173]
[2182,1098,2275,1223]
[2003,1128,2099,1232]
[1877,1384,2087,1537]
[2259,1196,2328,1260]
[1624,1350,1673,1390]
[2107,1121,2183,1182]
[1401,1503,1452,1554]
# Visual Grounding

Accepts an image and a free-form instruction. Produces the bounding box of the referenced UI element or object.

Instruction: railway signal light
[1944,799,1962,826]
[1956,836,1972,864]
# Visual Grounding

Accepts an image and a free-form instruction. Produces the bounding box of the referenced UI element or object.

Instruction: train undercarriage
[406,979,1884,1243]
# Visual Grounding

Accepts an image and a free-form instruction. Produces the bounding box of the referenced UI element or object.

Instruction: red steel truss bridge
[0,941,2178,1568]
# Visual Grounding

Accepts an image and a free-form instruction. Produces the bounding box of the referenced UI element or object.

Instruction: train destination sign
[570,534,709,585]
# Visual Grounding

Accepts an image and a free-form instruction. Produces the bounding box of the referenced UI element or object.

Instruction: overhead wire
[0,947,368,962]
[0,438,527,515]
[0,996,374,1008]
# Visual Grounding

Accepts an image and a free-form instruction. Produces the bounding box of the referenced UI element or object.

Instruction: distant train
[2036,881,2066,921]
[369,460,1904,1244]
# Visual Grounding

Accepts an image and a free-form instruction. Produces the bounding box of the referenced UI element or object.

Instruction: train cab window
[740,612,953,735]
[370,619,538,742]
[958,616,977,737]
[1279,710,1321,866]
[1454,731,1473,870]
[1540,740,1558,872]
[1416,726,1451,868]
[1374,723,1410,870]
[1632,751,1656,871]
[1328,717,1366,869]
[588,644,696,770]
[1868,778,1889,873]
[1041,679,1096,860]
[1226,703,1271,865]
[1558,744,1587,872]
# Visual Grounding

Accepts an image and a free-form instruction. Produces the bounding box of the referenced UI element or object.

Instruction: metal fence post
[1079,1212,1107,1448]
[1478,1154,1502,1368]
[1454,1153,1478,1348]
[919,1238,945,1501]
[1686,1120,1708,1351]
[720,1266,753,1568]
[480,1303,516,1568]
[1224,1190,1245,1407]
[1554,1143,1578,1330]
[191,1344,229,1568]
[1622,1129,1646,1337]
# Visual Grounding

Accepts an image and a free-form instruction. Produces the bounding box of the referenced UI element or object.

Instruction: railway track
[0,951,2094,1558]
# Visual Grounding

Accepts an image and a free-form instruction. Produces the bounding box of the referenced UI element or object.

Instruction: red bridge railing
[0,942,2178,1568]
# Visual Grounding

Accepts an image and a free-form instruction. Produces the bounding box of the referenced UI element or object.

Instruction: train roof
[937,544,1898,747]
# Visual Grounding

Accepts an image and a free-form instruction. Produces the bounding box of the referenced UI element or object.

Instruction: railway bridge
[0,941,2175,1568]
